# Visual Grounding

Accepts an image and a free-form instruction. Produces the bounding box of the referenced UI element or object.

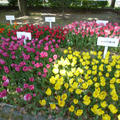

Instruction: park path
[0,9,120,26]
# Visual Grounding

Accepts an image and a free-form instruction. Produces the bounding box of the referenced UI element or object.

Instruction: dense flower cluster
[65,21,120,37]
[8,24,68,41]
[64,21,120,50]
[0,28,5,33]
[0,22,120,119]
[0,23,18,38]
[0,24,66,106]
[40,47,120,119]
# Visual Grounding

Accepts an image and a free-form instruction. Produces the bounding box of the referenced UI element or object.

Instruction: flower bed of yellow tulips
[40,47,120,120]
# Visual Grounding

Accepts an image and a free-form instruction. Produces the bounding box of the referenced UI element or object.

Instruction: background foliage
[8,0,108,8]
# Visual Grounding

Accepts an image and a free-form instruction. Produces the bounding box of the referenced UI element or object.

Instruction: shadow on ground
[0,9,120,26]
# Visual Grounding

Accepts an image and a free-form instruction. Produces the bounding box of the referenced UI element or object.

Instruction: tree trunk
[18,0,27,16]
[62,2,65,19]
[111,0,116,8]
[43,0,45,7]
[62,9,65,18]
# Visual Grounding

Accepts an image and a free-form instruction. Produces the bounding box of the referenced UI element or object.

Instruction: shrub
[48,0,73,8]
[82,0,108,8]
[7,0,108,8]
[8,0,17,6]
[8,0,43,7]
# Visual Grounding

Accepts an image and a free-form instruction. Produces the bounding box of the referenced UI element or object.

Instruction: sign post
[45,17,55,28]
[6,15,15,25]
[103,46,108,58]
[97,37,119,58]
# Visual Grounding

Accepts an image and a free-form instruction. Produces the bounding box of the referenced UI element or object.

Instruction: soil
[0,103,70,120]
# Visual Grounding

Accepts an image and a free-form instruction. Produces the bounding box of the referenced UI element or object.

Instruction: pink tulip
[34,63,40,68]
[16,88,22,93]
[35,56,39,61]
[2,75,7,81]
[0,59,6,65]
[24,93,32,101]
[46,64,50,69]
[2,79,9,87]
[12,55,16,60]
[29,77,34,82]
[44,46,49,51]
[33,93,36,97]
[4,66,9,73]
[38,72,41,76]
[43,68,48,73]
[0,90,7,98]
[55,44,59,48]
[29,85,34,90]
[53,54,57,60]
[42,73,47,78]
[51,48,55,53]
[49,58,53,62]
[15,66,20,72]
[24,84,29,89]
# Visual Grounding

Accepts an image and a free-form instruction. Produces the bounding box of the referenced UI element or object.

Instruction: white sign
[97,37,119,47]
[45,17,55,28]
[97,37,119,58]
[96,20,108,26]
[6,15,15,20]
[45,17,55,22]
[6,15,15,25]
[16,32,32,45]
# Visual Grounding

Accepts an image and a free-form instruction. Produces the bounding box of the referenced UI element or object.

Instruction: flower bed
[63,21,120,52]
[0,22,120,119]
[0,24,68,114]
[0,23,19,38]
[40,47,120,120]
[8,24,68,42]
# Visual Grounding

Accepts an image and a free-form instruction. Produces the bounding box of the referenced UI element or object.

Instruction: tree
[111,0,116,8]
[49,0,73,18]
[18,0,27,16]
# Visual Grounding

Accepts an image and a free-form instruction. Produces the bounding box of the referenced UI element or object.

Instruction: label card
[97,37,119,47]
[96,20,108,26]
[97,37,119,58]
[45,17,55,22]
[45,17,55,28]
[6,15,15,25]
[16,32,32,45]
[24,32,32,40]
[6,15,15,20]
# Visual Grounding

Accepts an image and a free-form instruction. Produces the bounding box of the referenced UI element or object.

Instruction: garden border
[0,103,48,120]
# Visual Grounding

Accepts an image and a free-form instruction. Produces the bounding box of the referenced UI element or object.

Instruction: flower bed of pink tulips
[0,24,68,113]
[64,21,120,51]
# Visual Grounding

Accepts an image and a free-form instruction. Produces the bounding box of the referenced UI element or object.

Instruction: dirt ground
[0,9,120,26]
